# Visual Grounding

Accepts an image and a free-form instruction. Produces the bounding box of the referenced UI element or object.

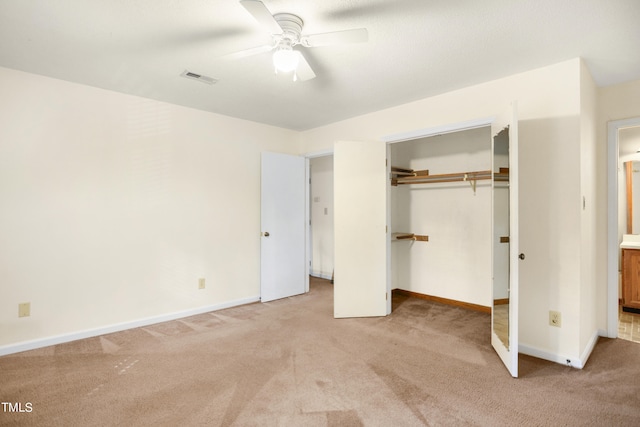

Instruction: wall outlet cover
[198,278,206,289]
[549,310,561,327]
[18,302,31,318]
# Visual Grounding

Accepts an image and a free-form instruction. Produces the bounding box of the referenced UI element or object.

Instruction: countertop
[620,234,640,249]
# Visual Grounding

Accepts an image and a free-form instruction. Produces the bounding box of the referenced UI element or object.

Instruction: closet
[390,126,499,310]
[334,106,518,376]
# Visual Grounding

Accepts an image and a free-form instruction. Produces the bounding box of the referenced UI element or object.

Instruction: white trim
[607,117,640,338]
[304,148,334,159]
[386,143,392,315]
[579,331,600,367]
[305,156,311,293]
[519,344,582,369]
[382,116,495,143]
[310,271,333,281]
[519,330,599,370]
[0,296,260,356]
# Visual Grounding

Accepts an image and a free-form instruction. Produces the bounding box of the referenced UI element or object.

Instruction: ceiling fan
[224,0,369,81]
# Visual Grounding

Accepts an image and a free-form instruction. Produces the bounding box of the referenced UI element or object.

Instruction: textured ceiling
[1,0,639,131]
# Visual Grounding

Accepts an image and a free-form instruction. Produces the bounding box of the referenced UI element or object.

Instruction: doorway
[309,155,334,282]
[610,119,640,342]
[381,107,519,377]
[388,126,493,307]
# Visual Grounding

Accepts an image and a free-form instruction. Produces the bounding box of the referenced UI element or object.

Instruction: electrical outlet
[18,302,30,318]
[198,278,205,290]
[549,310,561,327]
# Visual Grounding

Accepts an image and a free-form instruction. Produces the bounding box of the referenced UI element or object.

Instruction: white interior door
[491,103,519,377]
[261,151,306,302]
[334,140,390,318]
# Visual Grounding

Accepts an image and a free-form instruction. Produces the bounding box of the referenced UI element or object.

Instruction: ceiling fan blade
[240,0,283,34]
[295,51,316,81]
[220,44,274,60]
[303,28,368,47]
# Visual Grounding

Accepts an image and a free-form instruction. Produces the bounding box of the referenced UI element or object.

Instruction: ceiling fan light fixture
[234,1,366,82]
[273,44,299,73]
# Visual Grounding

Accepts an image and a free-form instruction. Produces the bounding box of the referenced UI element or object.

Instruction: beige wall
[299,60,581,153]
[0,66,298,351]
[301,58,596,364]
[599,80,640,122]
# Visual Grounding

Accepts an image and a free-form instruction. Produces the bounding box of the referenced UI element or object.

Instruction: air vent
[180,70,218,85]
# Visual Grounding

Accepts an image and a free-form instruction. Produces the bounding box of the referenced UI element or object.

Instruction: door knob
[519,253,525,260]
[263,231,270,237]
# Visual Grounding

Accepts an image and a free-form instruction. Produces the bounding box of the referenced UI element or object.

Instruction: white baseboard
[518,330,600,370]
[579,330,601,367]
[598,328,615,339]
[310,271,333,281]
[519,344,581,368]
[0,296,260,357]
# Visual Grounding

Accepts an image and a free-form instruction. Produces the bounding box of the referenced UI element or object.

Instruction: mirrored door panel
[493,129,510,349]
[491,103,519,378]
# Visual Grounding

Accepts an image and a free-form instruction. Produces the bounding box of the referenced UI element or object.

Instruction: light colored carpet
[1,277,639,426]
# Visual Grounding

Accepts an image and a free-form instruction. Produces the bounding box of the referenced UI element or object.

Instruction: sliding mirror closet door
[491,103,519,377]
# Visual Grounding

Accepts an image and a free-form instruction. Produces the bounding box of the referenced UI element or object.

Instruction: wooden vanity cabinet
[622,248,640,312]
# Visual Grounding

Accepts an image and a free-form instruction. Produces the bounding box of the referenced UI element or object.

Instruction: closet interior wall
[390,126,493,307]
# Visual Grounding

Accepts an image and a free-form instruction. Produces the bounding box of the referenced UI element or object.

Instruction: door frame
[607,116,640,338]
[305,149,334,288]
[382,117,497,144]
[383,117,497,306]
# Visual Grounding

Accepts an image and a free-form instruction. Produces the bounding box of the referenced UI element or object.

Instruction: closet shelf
[393,233,429,242]
[391,167,509,186]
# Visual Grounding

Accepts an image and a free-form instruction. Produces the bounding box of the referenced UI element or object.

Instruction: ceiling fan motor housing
[274,13,304,44]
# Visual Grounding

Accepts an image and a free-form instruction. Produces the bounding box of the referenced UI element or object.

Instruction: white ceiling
[1,0,639,131]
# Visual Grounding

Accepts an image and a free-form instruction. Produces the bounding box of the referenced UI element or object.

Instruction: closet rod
[396,170,492,185]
